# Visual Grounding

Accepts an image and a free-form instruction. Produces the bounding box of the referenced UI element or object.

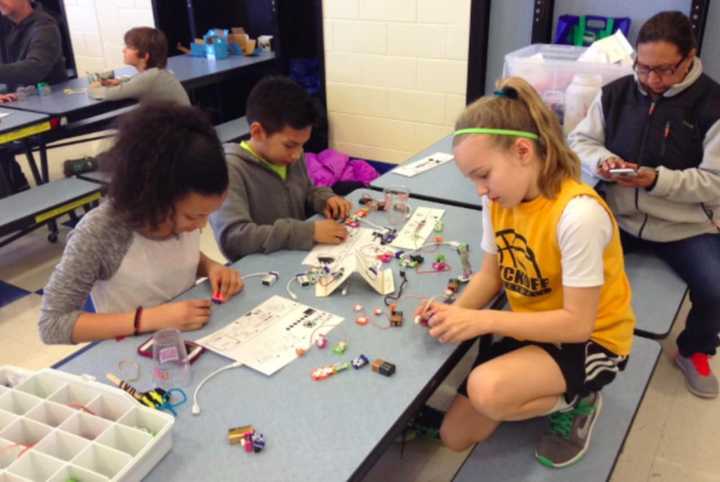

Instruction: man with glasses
[569,11,720,399]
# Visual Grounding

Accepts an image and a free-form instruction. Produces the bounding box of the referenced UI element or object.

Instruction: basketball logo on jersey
[495,228,551,297]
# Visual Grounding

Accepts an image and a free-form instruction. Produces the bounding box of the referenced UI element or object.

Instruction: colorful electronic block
[352,354,369,369]
[332,341,348,354]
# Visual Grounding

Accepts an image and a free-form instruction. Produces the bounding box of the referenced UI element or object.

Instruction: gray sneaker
[535,392,602,469]
[676,353,719,399]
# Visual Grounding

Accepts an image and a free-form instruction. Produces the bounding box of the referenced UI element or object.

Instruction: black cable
[384,270,408,306]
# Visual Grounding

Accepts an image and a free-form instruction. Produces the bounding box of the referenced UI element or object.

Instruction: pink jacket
[305,149,379,187]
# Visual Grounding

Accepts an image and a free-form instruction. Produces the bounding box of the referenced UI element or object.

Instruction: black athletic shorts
[457,337,628,404]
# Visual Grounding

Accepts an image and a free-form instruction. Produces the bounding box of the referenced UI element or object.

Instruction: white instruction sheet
[392,152,454,177]
[391,207,445,250]
[196,296,343,376]
[302,227,377,266]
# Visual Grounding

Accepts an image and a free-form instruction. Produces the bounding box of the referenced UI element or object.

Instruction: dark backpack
[0,154,30,198]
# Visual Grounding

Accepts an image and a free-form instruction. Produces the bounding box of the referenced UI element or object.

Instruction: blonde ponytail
[454,76,580,198]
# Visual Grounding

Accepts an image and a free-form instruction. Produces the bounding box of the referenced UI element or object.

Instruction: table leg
[22,141,43,185]
[40,142,49,183]
[47,218,59,243]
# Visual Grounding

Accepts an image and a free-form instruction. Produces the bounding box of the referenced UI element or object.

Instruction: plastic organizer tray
[0,366,173,482]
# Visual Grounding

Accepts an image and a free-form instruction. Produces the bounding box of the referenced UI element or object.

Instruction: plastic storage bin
[503,44,632,96]
[0,366,173,482]
[503,44,632,127]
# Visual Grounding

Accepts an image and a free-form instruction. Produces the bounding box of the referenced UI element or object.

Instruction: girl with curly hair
[40,103,243,344]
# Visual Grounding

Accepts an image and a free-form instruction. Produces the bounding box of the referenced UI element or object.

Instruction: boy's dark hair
[124,27,169,69]
[637,11,697,57]
[245,76,318,135]
[101,103,228,230]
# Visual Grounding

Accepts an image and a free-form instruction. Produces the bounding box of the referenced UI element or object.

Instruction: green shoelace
[548,399,595,439]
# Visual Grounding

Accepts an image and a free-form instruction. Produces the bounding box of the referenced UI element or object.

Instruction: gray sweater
[88,67,190,106]
[0,4,67,90]
[40,202,133,344]
[209,143,334,260]
[39,201,201,344]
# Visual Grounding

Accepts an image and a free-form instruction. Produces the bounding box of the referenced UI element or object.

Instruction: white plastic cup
[564,74,603,135]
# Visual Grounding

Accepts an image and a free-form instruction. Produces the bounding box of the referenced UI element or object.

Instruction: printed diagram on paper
[301,227,378,266]
[196,295,343,376]
[392,152,454,177]
[391,207,445,250]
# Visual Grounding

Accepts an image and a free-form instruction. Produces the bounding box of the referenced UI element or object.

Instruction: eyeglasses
[633,56,686,78]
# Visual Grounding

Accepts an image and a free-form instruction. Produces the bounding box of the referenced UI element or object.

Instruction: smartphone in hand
[608,168,638,177]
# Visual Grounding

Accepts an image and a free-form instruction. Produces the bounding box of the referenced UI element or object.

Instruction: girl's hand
[145,299,212,332]
[207,264,244,302]
[426,303,491,343]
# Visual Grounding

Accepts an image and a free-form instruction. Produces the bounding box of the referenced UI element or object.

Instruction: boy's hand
[101,78,121,87]
[314,219,348,244]
[207,264,245,302]
[0,93,16,103]
[323,196,352,220]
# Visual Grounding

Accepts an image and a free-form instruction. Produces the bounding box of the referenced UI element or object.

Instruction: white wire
[192,361,243,415]
[358,218,390,232]
[413,240,460,252]
[286,273,306,300]
[241,271,279,281]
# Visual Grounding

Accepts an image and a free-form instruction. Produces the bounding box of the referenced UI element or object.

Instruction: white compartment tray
[0,365,173,481]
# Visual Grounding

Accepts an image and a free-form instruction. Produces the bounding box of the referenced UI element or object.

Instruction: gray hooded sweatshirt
[209,143,334,260]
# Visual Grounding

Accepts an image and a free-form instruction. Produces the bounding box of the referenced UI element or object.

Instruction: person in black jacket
[0,0,67,90]
[569,11,720,399]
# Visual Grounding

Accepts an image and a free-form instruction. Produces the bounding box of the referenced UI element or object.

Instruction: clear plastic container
[383,186,410,226]
[152,329,191,389]
[502,44,632,98]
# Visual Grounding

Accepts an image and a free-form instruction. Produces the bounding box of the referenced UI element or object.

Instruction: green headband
[453,128,539,141]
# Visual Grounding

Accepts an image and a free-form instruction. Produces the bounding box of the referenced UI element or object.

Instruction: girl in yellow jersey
[418,77,636,468]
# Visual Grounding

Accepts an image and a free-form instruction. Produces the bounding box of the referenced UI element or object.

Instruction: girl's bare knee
[467,370,508,421]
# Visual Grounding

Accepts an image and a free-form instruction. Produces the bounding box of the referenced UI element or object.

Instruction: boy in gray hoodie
[210,76,351,260]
